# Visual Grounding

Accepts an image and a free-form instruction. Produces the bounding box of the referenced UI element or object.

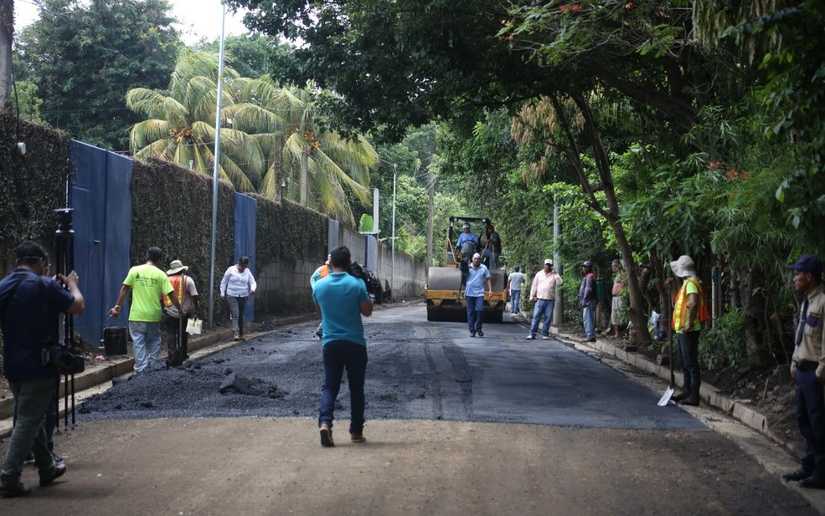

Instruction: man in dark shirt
[0,241,85,497]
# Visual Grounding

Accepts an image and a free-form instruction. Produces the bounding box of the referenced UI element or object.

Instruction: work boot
[319,423,334,448]
[351,432,367,444]
[800,476,825,490]
[39,462,67,487]
[672,391,688,402]
[783,468,813,482]
[679,395,700,406]
[0,475,29,498]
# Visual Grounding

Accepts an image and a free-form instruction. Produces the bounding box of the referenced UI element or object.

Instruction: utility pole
[552,197,562,329]
[391,164,397,300]
[426,173,435,276]
[207,0,226,329]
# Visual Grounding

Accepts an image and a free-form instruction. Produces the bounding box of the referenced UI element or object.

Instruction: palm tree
[225,78,378,224]
[128,51,377,224]
[127,50,264,192]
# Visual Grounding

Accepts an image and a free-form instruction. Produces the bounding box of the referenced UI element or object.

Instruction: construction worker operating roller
[426,216,507,323]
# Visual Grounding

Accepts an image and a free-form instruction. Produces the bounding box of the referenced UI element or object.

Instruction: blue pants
[510,290,521,314]
[796,367,825,478]
[530,298,555,337]
[129,321,162,373]
[319,340,368,434]
[583,302,596,338]
[466,296,484,334]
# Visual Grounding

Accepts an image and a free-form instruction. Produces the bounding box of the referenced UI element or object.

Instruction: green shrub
[699,308,747,370]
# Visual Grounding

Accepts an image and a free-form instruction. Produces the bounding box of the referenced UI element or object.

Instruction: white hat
[544,259,553,266]
[670,255,696,278]
[167,259,188,275]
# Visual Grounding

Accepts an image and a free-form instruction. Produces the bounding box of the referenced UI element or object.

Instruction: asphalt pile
[79,321,433,422]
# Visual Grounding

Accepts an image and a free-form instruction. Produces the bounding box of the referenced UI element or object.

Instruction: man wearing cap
[670,255,708,406]
[579,261,597,342]
[465,252,492,338]
[457,223,479,286]
[527,259,563,340]
[0,241,85,497]
[164,260,199,366]
[783,255,825,489]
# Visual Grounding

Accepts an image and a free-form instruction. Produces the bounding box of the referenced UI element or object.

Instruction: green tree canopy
[16,0,181,149]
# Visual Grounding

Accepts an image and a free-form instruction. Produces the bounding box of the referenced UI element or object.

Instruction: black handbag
[41,344,85,375]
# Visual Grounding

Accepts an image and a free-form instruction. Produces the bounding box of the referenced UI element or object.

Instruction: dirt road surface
[0,304,815,515]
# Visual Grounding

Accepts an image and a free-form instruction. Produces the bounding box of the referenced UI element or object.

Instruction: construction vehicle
[425,216,507,323]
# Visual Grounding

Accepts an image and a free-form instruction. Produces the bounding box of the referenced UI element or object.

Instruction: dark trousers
[163,315,189,366]
[466,295,484,334]
[796,368,825,477]
[2,378,58,479]
[319,341,368,434]
[678,331,701,397]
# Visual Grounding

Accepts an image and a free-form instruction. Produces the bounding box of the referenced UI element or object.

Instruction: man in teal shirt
[465,252,492,338]
[313,246,373,447]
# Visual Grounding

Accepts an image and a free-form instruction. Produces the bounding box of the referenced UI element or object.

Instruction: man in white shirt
[527,259,563,340]
[220,256,257,340]
[507,267,526,315]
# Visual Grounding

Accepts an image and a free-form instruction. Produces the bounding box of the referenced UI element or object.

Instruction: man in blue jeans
[465,253,492,338]
[526,259,563,340]
[313,246,373,447]
[579,260,597,342]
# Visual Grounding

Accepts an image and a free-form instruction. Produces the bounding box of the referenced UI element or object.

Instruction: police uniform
[790,283,825,483]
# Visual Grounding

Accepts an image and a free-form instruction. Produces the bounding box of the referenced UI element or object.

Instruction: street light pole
[207,0,227,329]
[552,196,562,328]
[391,164,397,300]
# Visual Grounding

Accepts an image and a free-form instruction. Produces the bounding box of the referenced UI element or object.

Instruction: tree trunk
[299,151,308,206]
[571,93,652,346]
[0,0,13,108]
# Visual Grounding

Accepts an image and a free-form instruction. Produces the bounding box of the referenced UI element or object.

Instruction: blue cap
[787,255,823,275]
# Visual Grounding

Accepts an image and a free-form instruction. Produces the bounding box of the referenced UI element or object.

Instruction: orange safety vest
[164,274,187,307]
[672,277,710,330]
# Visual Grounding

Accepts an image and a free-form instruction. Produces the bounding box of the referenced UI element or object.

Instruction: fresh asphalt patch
[79,307,702,430]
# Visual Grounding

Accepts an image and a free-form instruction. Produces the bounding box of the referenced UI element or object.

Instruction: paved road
[0,304,815,514]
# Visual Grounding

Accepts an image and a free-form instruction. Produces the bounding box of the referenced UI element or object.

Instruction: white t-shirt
[509,272,526,291]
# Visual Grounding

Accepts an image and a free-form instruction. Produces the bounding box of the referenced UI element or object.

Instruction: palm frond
[222,103,286,134]
[129,119,171,154]
[126,89,188,128]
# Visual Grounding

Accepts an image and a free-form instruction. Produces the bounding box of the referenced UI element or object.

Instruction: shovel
[657,297,676,407]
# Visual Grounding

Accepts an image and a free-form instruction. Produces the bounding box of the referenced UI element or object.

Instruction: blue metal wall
[234,193,257,322]
[69,141,132,346]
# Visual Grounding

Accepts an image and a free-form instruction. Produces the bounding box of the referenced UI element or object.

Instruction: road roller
[425,216,507,323]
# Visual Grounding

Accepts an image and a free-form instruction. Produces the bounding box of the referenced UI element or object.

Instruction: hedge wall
[0,112,69,272]
[254,195,327,316]
[0,113,69,372]
[131,158,235,324]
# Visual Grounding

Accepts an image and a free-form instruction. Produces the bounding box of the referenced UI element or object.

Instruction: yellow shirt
[673,277,702,333]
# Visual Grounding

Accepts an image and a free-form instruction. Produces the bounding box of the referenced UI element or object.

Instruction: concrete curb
[552,330,794,455]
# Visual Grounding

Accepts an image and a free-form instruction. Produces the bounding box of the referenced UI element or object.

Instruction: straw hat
[167,259,188,275]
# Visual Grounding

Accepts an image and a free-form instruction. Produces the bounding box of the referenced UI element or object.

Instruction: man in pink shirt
[526,259,563,340]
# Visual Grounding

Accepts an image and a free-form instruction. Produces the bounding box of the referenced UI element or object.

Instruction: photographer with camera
[313,246,373,447]
[0,241,85,497]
